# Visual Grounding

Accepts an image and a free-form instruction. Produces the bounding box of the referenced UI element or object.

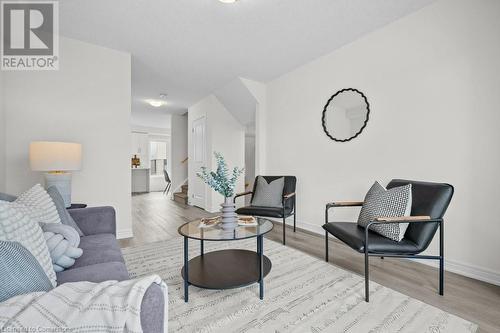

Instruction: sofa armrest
[141,284,166,333]
[68,206,116,236]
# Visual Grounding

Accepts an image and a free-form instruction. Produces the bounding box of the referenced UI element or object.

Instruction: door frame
[191,116,207,209]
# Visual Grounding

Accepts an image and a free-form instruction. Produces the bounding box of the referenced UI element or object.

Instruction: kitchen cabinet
[131,131,150,169]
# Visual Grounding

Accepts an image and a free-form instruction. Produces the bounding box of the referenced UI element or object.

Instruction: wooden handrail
[181,157,188,164]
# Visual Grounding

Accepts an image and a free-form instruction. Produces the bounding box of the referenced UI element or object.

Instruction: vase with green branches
[197,152,244,229]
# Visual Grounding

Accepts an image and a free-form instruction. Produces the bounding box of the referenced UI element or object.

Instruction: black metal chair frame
[325,202,444,302]
[234,191,296,245]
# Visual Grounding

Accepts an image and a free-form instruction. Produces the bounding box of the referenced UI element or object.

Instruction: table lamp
[29,141,82,207]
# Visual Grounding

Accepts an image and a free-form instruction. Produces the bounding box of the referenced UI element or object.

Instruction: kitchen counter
[131,168,150,193]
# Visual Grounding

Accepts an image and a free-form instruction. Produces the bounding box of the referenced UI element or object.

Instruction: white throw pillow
[15,184,61,225]
[357,181,412,242]
[0,201,57,287]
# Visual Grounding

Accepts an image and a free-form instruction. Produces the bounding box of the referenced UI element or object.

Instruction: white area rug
[122,238,477,333]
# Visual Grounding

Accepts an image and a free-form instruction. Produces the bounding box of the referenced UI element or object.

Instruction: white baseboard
[116,228,133,239]
[297,221,500,287]
[416,257,500,287]
[298,220,325,235]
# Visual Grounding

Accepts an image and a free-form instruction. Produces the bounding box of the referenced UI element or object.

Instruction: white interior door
[192,116,206,208]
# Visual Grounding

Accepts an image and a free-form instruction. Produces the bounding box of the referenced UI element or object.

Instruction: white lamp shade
[30,141,82,172]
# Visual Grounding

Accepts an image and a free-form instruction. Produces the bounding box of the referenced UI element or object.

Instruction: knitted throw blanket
[0,275,168,333]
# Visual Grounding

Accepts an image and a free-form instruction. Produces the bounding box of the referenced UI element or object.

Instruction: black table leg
[200,239,204,256]
[258,235,264,300]
[184,236,189,302]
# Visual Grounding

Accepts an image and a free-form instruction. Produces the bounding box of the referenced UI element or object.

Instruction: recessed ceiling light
[218,0,238,3]
[148,100,164,107]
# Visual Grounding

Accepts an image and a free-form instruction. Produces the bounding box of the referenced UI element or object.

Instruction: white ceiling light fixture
[218,0,238,3]
[147,100,164,107]
[147,93,168,108]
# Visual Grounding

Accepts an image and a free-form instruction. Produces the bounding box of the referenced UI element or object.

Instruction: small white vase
[220,196,238,230]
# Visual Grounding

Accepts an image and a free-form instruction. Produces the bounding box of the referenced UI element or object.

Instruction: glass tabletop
[178,218,274,241]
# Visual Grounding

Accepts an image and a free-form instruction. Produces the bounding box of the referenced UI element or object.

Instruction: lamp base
[44,172,72,208]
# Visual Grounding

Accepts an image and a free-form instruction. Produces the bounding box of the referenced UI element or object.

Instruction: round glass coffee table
[178,218,274,302]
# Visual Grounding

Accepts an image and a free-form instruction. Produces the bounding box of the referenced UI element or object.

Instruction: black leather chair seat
[323,222,420,254]
[236,206,293,218]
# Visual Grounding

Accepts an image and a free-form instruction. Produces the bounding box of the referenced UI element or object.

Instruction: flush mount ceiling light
[147,93,168,108]
[218,0,238,3]
[147,100,164,107]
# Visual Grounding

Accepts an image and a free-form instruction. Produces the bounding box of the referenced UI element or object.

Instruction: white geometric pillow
[0,201,57,287]
[357,181,412,242]
[15,184,61,225]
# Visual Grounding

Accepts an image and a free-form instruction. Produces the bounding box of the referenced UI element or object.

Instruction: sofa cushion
[56,261,129,284]
[72,233,124,268]
[68,207,116,236]
[47,186,84,236]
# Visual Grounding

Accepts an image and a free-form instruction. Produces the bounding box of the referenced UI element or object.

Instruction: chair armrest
[68,206,116,236]
[283,192,296,199]
[375,216,431,222]
[325,201,364,225]
[326,201,364,209]
[364,217,443,254]
[233,191,253,203]
[366,216,442,229]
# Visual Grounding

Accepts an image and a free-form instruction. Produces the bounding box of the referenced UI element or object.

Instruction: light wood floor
[120,192,500,333]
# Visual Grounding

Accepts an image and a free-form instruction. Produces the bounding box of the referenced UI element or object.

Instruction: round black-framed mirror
[322,88,370,142]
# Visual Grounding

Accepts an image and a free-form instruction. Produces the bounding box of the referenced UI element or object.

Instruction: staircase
[173,184,189,205]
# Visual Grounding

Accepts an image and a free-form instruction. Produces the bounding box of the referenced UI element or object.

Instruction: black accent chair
[323,179,454,302]
[234,176,297,245]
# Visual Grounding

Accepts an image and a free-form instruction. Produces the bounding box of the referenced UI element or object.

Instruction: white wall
[170,114,188,194]
[3,37,133,238]
[241,78,267,176]
[0,70,5,192]
[188,95,245,213]
[244,134,256,205]
[265,0,500,285]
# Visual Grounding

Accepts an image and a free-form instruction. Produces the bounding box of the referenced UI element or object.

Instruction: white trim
[417,257,500,287]
[298,220,500,286]
[116,228,133,239]
[298,220,325,235]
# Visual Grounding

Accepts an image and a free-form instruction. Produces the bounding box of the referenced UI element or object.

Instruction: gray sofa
[66,207,165,333]
[0,193,165,332]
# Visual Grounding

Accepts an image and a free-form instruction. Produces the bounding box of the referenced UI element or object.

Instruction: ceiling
[58,0,434,120]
